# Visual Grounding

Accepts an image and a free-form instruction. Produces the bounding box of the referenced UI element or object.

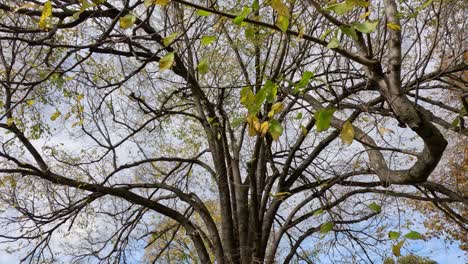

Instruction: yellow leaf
[50,110,61,121]
[300,125,308,136]
[26,99,35,106]
[360,11,371,19]
[340,120,354,145]
[270,0,290,18]
[163,32,178,47]
[268,102,284,118]
[6,117,14,126]
[247,114,260,137]
[276,15,289,32]
[271,191,291,199]
[387,22,401,31]
[144,0,170,7]
[159,52,175,71]
[259,121,270,137]
[38,1,53,30]
[119,14,136,29]
[254,119,261,132]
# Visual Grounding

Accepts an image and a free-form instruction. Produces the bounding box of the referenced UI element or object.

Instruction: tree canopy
[0,0,466,263]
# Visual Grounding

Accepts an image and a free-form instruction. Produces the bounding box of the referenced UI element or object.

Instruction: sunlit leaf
[276,15,289,32]
[201,35,217,46]
[298,71,314,89]
[38,1,53,30]
[270,0,290,17]
[197,58,209,75]
[26,100,35,106]
[119,14,136,29]
[268,102,284,118]
[360,10,371,19]
[327,37,340,49]
[240,86,255,107]
[159,52,175,71]
[325,2,354,15]
[260,121,270,137]
[264,80,278,103]
[353,20,379,33]
[314,108,335,132]
[163,32,178,47]
[340,120,354,145]
[196,9,211,16]
[50,110,61,121]
[233,6,251,26]
[387,22,401,31]
[247,114,260,136]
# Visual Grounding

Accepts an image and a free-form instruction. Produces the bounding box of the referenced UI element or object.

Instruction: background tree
[0,0,466,263]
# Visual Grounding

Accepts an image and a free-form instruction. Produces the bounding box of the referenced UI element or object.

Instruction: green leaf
[313,209,324,216]
[251,0,260,11]
[298,71,314,89]
[269,119,283,140]
[231,117,245,128]
[404,231,423,240]
[276,15,289,32]
[201,35,217,46]
[159,52,175,71]
[314,108,335,132]
[327,37,340,49]
[163,32,178,47]
[39,1,53,30]
[417,0,433,11]
[295,112,303,120]
[340,26,358,40]
[240,86,255,107]
[251,86,268,113]
[270,0,290,17]
[388,231,400,240]
[340,120,354,145]
[119,14,136,29]
[320,222,334,234]
[264,80,278,103]
[197,58,209,75]
[26,99,35,106]
[353,20,379,34]
[392,240,405,257]
[368,202,381,213]
[452,117,460,127]
[233,6,251,26]
[325,2,354,15]
[196,9,211,16]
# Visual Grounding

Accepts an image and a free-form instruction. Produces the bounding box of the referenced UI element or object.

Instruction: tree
[384,254,437,264]
[0,0,466,263]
